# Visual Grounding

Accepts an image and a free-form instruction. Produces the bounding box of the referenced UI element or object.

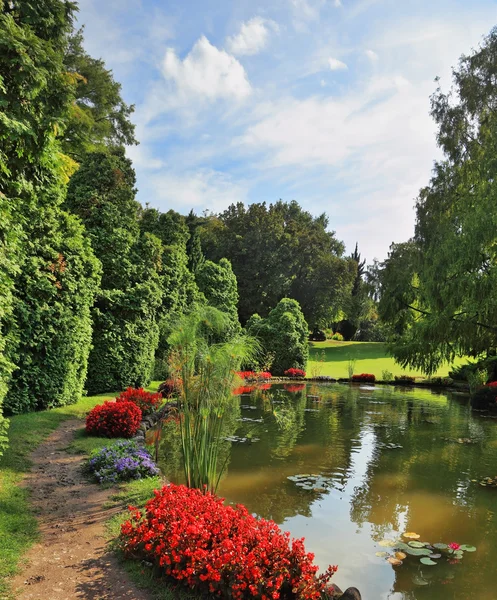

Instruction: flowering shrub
[258,371,272,379]
[86,401,142,438]
[284,383,306,393]
[116,387,163,415]
[487,381,497,388]
[87,441,159,484]
[394,375,416,384]
[284,368,306,378]
[237,370,256,380]
[158,378,182,398]
[120,484,337,599]
[351,373,376,383]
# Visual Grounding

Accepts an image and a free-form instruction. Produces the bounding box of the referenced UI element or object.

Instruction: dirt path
[10,419,153,600]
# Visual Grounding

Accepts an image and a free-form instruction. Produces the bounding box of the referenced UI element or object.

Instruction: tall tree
[66,150,162,393]
[199,200,353,326]
[1,0,101,416]
[379,27,497,373]
[337,244,370,340]
[62,27,137,160]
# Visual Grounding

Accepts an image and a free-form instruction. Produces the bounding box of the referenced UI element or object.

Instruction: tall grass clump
[167,307,259,493]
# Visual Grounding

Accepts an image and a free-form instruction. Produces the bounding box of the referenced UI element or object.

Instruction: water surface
[156,383,497,600]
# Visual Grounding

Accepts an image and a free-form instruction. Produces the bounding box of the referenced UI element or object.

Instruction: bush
[308,330,326,342]
[330,332,344,341]
[116,387,162,415]
[394,375,416,384]
[381,370,393,382]
[285,368,306,378]
[158,378,182,398]
[351,373,375,383]
[120,484,337,599]
[86,441,159,484]
[86,401,142,438]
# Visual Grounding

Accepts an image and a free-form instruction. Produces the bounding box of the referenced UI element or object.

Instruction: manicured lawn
[307,340,465,379]
[0,382,162,598]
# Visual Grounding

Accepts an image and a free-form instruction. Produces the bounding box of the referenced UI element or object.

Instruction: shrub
[351,373,376,383]
[308,329,326,342]
[257,371,272,380]
[120,484,337,599]
[285,368,306,378]
[158,378,182,398]
[116,387,163,415]
[330,332,344,341]
[487,381,497,388]
[237,371,256,380]
[86,441,159,484]
[86,401,142,438]
[381,370,393,382]
[394,375,416,384]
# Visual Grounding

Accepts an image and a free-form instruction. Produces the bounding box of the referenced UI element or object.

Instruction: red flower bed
[351,373,376,383]
[116,387,163,415]
[257,371,272,380]
[487,381,497,388]
[237,371,257,380]
[120,484,337,599]
[284,383,306,393]
[284,368,306,378]
[86,401,142,438]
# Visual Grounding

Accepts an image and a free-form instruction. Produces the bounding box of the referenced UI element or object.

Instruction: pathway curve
[10,419,153,600]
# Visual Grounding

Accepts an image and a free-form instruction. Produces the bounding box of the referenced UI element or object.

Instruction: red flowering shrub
[351,373,376,383]
[487,381,497,388]
[285,368,306,378]
[237,371,257,380]
[86,401,142,438]
[158,378,182,398]
[257,371,272,380]
[116,387,163,415]
[120,484,337,599]
[284,383,306,393]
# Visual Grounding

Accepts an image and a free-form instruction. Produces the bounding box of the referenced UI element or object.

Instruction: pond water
[154,383,497,600]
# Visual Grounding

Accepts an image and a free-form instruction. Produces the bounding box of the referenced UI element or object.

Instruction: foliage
[62,27,137,159]
[394,375,416,384]
[471,386,497,410]
[116,388,163,416]
[330,332,344,341]
[285,368,306,378]
[196,258,241,341]
[167,306,259,492]
[237,371,272,380]
[66,151,162,393]
[379,28,497,373]
[198,201,354,327]
[347,358,357,380]
[246,298,309,376]
[86,401,142,438]
[120,483,337,599]
[381,370,393,382]
[351,373,376,383]
[337,244,371,340]
[86,441,158,484]
[158,379,182,398]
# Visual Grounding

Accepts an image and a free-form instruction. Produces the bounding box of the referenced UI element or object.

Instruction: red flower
[119,484,337,599]
[116,387,163,415]
[448,543,461,551]
[86,401,142,438]
[284,368,306,378]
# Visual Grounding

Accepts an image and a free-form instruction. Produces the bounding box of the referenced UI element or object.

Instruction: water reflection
[156,383,497,600]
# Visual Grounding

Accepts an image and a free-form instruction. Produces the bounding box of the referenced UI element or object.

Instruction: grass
[307,340,465,379]
[0,382,162,598]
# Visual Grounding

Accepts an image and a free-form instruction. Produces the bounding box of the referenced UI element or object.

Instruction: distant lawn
[307,341,465,379]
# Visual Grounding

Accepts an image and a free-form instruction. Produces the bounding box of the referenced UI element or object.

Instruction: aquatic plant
[120,483,338,599]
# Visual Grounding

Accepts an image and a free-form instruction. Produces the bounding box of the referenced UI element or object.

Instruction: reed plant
[167,307,259,493]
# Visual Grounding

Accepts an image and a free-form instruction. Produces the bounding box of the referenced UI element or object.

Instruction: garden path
[10,419,152,600]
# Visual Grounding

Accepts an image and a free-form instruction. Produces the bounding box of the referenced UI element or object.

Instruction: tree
[66,150,162,393]
[1,0,101,416]
[337,244,370,340]
[196,258,241,340]
[199,200,353,326]
[379,28,497,373]
[246,298,309,375]
[62,27,137,159]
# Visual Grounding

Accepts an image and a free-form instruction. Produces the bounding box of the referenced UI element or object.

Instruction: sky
[76,0,497,262]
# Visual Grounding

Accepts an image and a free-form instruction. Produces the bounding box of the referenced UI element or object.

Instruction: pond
[153,383,497,600]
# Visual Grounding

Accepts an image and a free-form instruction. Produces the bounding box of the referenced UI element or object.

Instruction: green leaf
[459,545,476,552]
[420,557,437,566]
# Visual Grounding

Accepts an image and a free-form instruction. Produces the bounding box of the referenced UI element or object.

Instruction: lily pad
[433,543,448,550]
[403,532,421,539]
[375,551,389,558]
[460,545,476,552]
[429,553,442,559]
[379,539,397,548]
[405,547,432,557]
[420,557,438,566]
[394,552,407,560]
[408,541,426,548]
[412,575,429,586]
[387,557,403,566]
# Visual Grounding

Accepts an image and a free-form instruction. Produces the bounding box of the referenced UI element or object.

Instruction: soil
[9,419,152,600]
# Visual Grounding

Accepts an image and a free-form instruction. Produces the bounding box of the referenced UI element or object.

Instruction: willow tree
[379,27,497,373]
[167,307,258,492]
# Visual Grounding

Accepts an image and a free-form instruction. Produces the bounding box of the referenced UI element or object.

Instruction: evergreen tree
[1,0,101,416]
[66,151,162,393]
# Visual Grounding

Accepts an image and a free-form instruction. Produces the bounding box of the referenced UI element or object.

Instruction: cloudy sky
[76,0,497,261]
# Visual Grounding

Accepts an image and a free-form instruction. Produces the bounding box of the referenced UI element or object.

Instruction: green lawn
[307,341,465,379]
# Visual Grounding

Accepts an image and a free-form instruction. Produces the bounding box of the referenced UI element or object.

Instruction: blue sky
[76,0,497,261]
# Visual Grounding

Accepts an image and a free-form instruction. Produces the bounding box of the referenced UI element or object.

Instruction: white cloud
[226,17,278,56]
[329,57,348,70]
[365,49,379,62]
[162,36,252,102]
[145,169,248,213]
